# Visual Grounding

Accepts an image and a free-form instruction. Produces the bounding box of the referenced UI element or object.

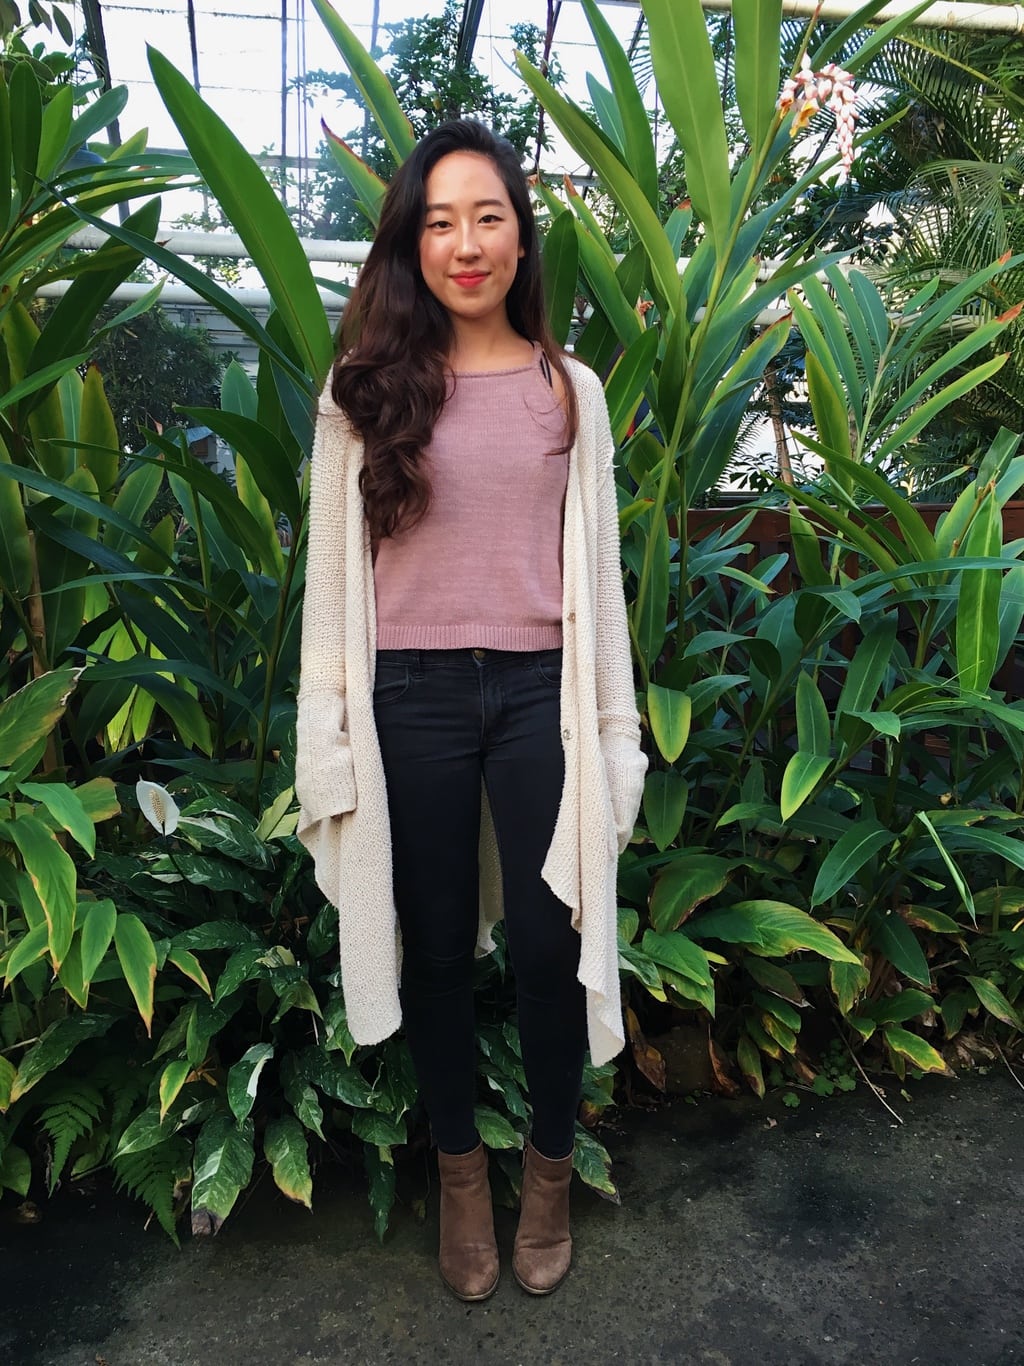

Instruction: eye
[426,218,450,231]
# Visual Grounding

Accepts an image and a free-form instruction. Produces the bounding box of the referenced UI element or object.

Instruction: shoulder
[563,356,608,423]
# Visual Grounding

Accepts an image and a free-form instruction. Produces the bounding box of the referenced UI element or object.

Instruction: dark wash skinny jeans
[373,646,586,1160]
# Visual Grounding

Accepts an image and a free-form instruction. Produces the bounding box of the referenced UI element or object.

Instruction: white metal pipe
[34,279,345,311]
[66,227,371,264]
[594,0,1024,34]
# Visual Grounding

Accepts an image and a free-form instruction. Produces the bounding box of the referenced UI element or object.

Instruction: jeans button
[472,648,486,660]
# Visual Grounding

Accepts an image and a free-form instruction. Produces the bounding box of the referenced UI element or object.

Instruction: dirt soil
[2,1070,1022,1366]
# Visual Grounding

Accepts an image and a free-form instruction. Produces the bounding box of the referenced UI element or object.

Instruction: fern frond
[112,1136,193,1246]
[36,1082,104,1193]
[90,1057,153,1134]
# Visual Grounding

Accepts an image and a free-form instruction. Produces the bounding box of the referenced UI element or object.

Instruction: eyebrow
[424,198,507,212]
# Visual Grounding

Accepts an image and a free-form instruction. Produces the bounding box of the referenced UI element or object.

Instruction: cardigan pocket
[295,689,358,829]
[600,731,648,855]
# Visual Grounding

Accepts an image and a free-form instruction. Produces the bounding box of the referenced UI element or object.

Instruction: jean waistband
[376,646,562,669]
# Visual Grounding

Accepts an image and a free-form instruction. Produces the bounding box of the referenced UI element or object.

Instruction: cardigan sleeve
[590,383,648,853]
[294,383,358,834]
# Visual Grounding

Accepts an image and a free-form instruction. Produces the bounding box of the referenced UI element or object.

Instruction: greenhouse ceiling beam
[456,0,486,67]
[599,0,1024,36]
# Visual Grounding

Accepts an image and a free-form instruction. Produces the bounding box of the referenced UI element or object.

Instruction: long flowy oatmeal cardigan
[294,357,647,1067]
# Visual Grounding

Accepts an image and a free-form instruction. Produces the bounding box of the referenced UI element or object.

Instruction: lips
[451,272,488,287]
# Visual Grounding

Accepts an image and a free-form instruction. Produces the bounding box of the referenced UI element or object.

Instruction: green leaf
[363,1144,396,1241]
[322,123,387,229]
[265,1116,312,1209]
[515,52,682,318]
[642,769,687,852]
[147,48,332,384]
[883,1027,949,1076]
[0,1144,31,1196]
[10,1013,116,1104]
[956,494,1003,694]
[649,854,734,933]
[869,911,932,988]
[916,812,976,923]
[351,1109,406,1147]
[473,1104,522,1150]
[309,0,415,167]
[795,669,830,757]
[191,1113,255,1223]
[691,901,861,965]
[643,0,732,258]
[640,929,713,989]
[647,683,691,764]
[736,1033,765,1098]
[780,752,831,822]
[830,959,870,1015]
[967,976,1024,1031]
[861,989,934,1027]
[114,913,158,1035]
[166,945,212,996]
[176,406,301,528]
[79,897,116,985]
[8,814,76,970]
[0,666,78,768]
[810,819,894,907]
[605,328,659,444]
[572,1124,618,1202]
[159,1060,192,1121]
[227,1043,274,1123]
[542,209,579,347]
[635,514,671,672]
[18,781,95,857]
[0,439,33,598]
[580,0,658,207]
[732,0,781,156]
[3,921,49,987]
[0,1055,15,1111]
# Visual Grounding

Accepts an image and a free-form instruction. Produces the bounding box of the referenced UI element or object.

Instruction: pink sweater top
[373,349,569,650]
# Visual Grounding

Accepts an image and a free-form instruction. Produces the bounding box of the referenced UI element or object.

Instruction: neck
[447,317,533,373]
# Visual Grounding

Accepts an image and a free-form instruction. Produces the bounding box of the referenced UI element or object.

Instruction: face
[418,151,525,330]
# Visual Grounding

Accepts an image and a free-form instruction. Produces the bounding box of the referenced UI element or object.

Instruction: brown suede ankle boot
[436,1143,499,1302]
[512,1141,573,1295]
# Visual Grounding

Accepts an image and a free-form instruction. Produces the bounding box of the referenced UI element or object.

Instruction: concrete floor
[3,1071,1023,1366]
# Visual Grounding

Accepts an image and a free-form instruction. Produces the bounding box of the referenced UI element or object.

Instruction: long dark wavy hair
[332,118,578,542]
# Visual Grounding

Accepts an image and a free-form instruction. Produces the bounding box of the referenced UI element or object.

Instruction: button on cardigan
[294,357,647,1068]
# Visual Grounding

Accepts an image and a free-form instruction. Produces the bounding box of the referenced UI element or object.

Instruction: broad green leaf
[159,1060,192,1121]
[191,1113,255,1222]
[8,814,76,970]
[18,782,95,857]
[691,901,860,965]
[837,617,898,739]
[106,462,164,555]
[647,683,691,764]
[967,975,1024,1031]
[177,406,301,526]
[299,1048,374,1108]
[860,989,934,1027]
[917,812,976,923]
[148,48,332,383]
[264,1115,313,1209]
[780,752,831,822]
[114,913,158,1034]
[351,1109,406,1147]
[830,959,870,1014]
[79,898,116,984]
[0,1055,15,1111]
[227,1043,274,1123]
[473,1104,522,1150]
[733,0,781,158]
[883,1027,949,1076]
[0,439,33,598]
[642,769,687,852]
[322,123,387,228]
[77,365,120,500]
[10,1013,116,1104]
[635,515,670,672]
[572,1125,618,1201]
[542,209,579,347]
[606,327,659,444]
[3,921,49,987]
[166,945,212,996]
[649,854,734,933]
[810,819,894,906]
[641,929,713,988]
[956,494,1002,694]
[643,0,731,258]
[0,1144,31,1196]
[0,667,78,767]
[869,911,932,988]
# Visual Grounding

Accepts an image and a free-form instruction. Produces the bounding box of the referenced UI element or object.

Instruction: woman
[295,119,646,1302]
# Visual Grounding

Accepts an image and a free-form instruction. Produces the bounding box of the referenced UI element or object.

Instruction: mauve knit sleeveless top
[372,347,569,651]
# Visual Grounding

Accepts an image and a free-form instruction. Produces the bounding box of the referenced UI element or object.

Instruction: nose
[454,219,481,258]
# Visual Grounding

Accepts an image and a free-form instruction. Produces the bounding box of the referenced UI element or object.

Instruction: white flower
[136,778,181,835]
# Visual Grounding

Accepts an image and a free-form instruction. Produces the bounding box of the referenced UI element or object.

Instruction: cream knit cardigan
[294,357,647,1068]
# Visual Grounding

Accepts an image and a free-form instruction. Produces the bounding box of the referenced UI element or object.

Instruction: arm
[294,386,358,835]
[591,386,648,853]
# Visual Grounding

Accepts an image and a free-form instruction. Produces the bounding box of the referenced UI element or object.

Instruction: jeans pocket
[532,650,563,688]
[373,661,411,707]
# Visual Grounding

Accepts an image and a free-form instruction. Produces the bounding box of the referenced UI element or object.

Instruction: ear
[518,245,525,259]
